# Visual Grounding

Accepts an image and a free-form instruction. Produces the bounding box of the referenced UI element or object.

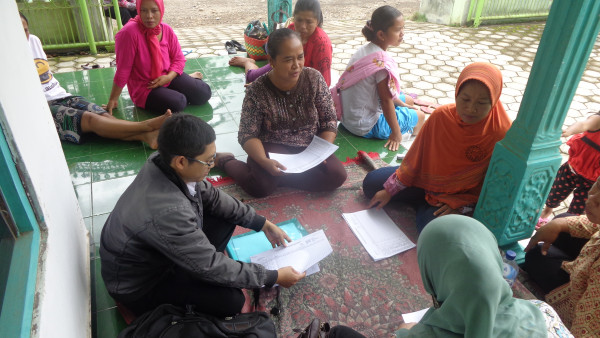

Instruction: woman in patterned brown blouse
[217,28,347,197]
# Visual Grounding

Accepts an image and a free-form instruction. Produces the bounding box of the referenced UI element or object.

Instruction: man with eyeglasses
[100,114,305,318]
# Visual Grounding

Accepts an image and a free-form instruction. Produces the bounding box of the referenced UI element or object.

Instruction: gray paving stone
[397,67,411,75]
[413,81,433,90]
[411,68,430,77]
[185,53,200,59]
[407,58,427,66]
[433,82,454,92]
[76,56,96,63]
[584,102,600,111]
[55,67,77,73]
[500,95,516,104]
[439,96,454,105]
[426,88,444,98]
[336,52,353,59]
[407,88,424,97]
[402,74,422,83]
[56,61,76,67]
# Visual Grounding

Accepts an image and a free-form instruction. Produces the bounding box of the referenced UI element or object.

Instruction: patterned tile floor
[49,19,600,337]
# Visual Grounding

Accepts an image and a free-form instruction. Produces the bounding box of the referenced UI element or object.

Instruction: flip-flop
[420,105,436,114]
[414,99,441,109]
[81,63,102,70]
[230,40,246,52]
[225,41,237,55]
[535,217,550,230]
[403,92,418,100]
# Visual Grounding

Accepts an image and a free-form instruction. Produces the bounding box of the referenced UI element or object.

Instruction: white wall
[0,3,91,338]
[420,0,471,26]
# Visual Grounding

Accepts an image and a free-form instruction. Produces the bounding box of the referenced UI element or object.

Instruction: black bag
[295,318,330,338]
[244,20,269,40]
[118,304,277,338]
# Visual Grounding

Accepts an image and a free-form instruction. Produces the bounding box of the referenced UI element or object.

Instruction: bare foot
[228,56,256,68]
[539,206,554,220]
[190,72,203,80]
[144,109,173,130]
[141,130,160,149]
[214,152,235,169]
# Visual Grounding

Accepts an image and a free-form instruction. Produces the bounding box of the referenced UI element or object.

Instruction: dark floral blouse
[238,67,338,148]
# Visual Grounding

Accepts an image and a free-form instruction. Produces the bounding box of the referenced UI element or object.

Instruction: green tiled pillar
[474,0,600,250]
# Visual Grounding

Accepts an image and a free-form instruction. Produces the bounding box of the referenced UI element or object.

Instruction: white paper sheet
[342,209,415,261]
[269,136,339,173]
[402,308,429,323]
[250,230,332,276]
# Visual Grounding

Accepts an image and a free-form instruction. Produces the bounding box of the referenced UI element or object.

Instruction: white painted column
[0,3,91,338]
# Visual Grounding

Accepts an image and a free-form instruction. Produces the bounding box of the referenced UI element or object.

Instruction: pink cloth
[130,0,164,80]
[114,21,185,108]
[330,51,400,120]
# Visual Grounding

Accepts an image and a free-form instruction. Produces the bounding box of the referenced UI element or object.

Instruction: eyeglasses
[183,154,216,168]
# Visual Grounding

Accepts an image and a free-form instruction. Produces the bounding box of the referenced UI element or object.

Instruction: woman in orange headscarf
[363,62,512,232]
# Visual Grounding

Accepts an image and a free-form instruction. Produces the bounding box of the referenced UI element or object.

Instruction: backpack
[118,304,277,338]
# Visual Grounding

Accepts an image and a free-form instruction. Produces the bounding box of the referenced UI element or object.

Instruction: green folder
[225,218,308,263]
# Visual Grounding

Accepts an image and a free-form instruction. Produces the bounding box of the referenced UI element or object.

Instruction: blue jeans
[362,166,437,233]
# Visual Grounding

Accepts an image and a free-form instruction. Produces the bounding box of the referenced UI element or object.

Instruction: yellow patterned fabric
[546,215,600,336]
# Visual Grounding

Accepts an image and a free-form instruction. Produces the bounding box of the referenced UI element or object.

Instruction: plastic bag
[245,20,269,40]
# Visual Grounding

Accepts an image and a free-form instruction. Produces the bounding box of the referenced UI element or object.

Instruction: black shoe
[230,40,246,52]
[225,41,237,54]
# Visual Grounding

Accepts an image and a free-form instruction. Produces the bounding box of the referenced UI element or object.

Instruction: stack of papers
[342,209,415,261]
[269,136,339,173]
[251,230,332,276]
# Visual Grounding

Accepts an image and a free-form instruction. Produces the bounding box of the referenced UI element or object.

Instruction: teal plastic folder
[226,218,308,263]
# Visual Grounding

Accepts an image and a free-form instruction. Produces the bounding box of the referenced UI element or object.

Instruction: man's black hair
[157,114,216,164]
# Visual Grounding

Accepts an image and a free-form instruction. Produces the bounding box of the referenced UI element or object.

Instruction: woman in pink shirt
[105,0,211,114]
[228,0,332,86]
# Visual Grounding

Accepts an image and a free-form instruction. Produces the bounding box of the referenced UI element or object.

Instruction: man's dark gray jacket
[100,153,278,300]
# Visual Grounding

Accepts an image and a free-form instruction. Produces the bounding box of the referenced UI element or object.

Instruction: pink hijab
[130,0,164,79]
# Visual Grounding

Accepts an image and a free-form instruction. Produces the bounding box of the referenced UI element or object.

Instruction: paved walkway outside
[49,19,600,214]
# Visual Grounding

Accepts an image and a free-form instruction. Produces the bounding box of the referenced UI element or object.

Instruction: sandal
[420,105,436,114]
[81,63,102,70]
[225,41,237,55]
[413,99,441,109]
[405,92,418,100]
[230,40,246,52]
[535,217,550,230]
